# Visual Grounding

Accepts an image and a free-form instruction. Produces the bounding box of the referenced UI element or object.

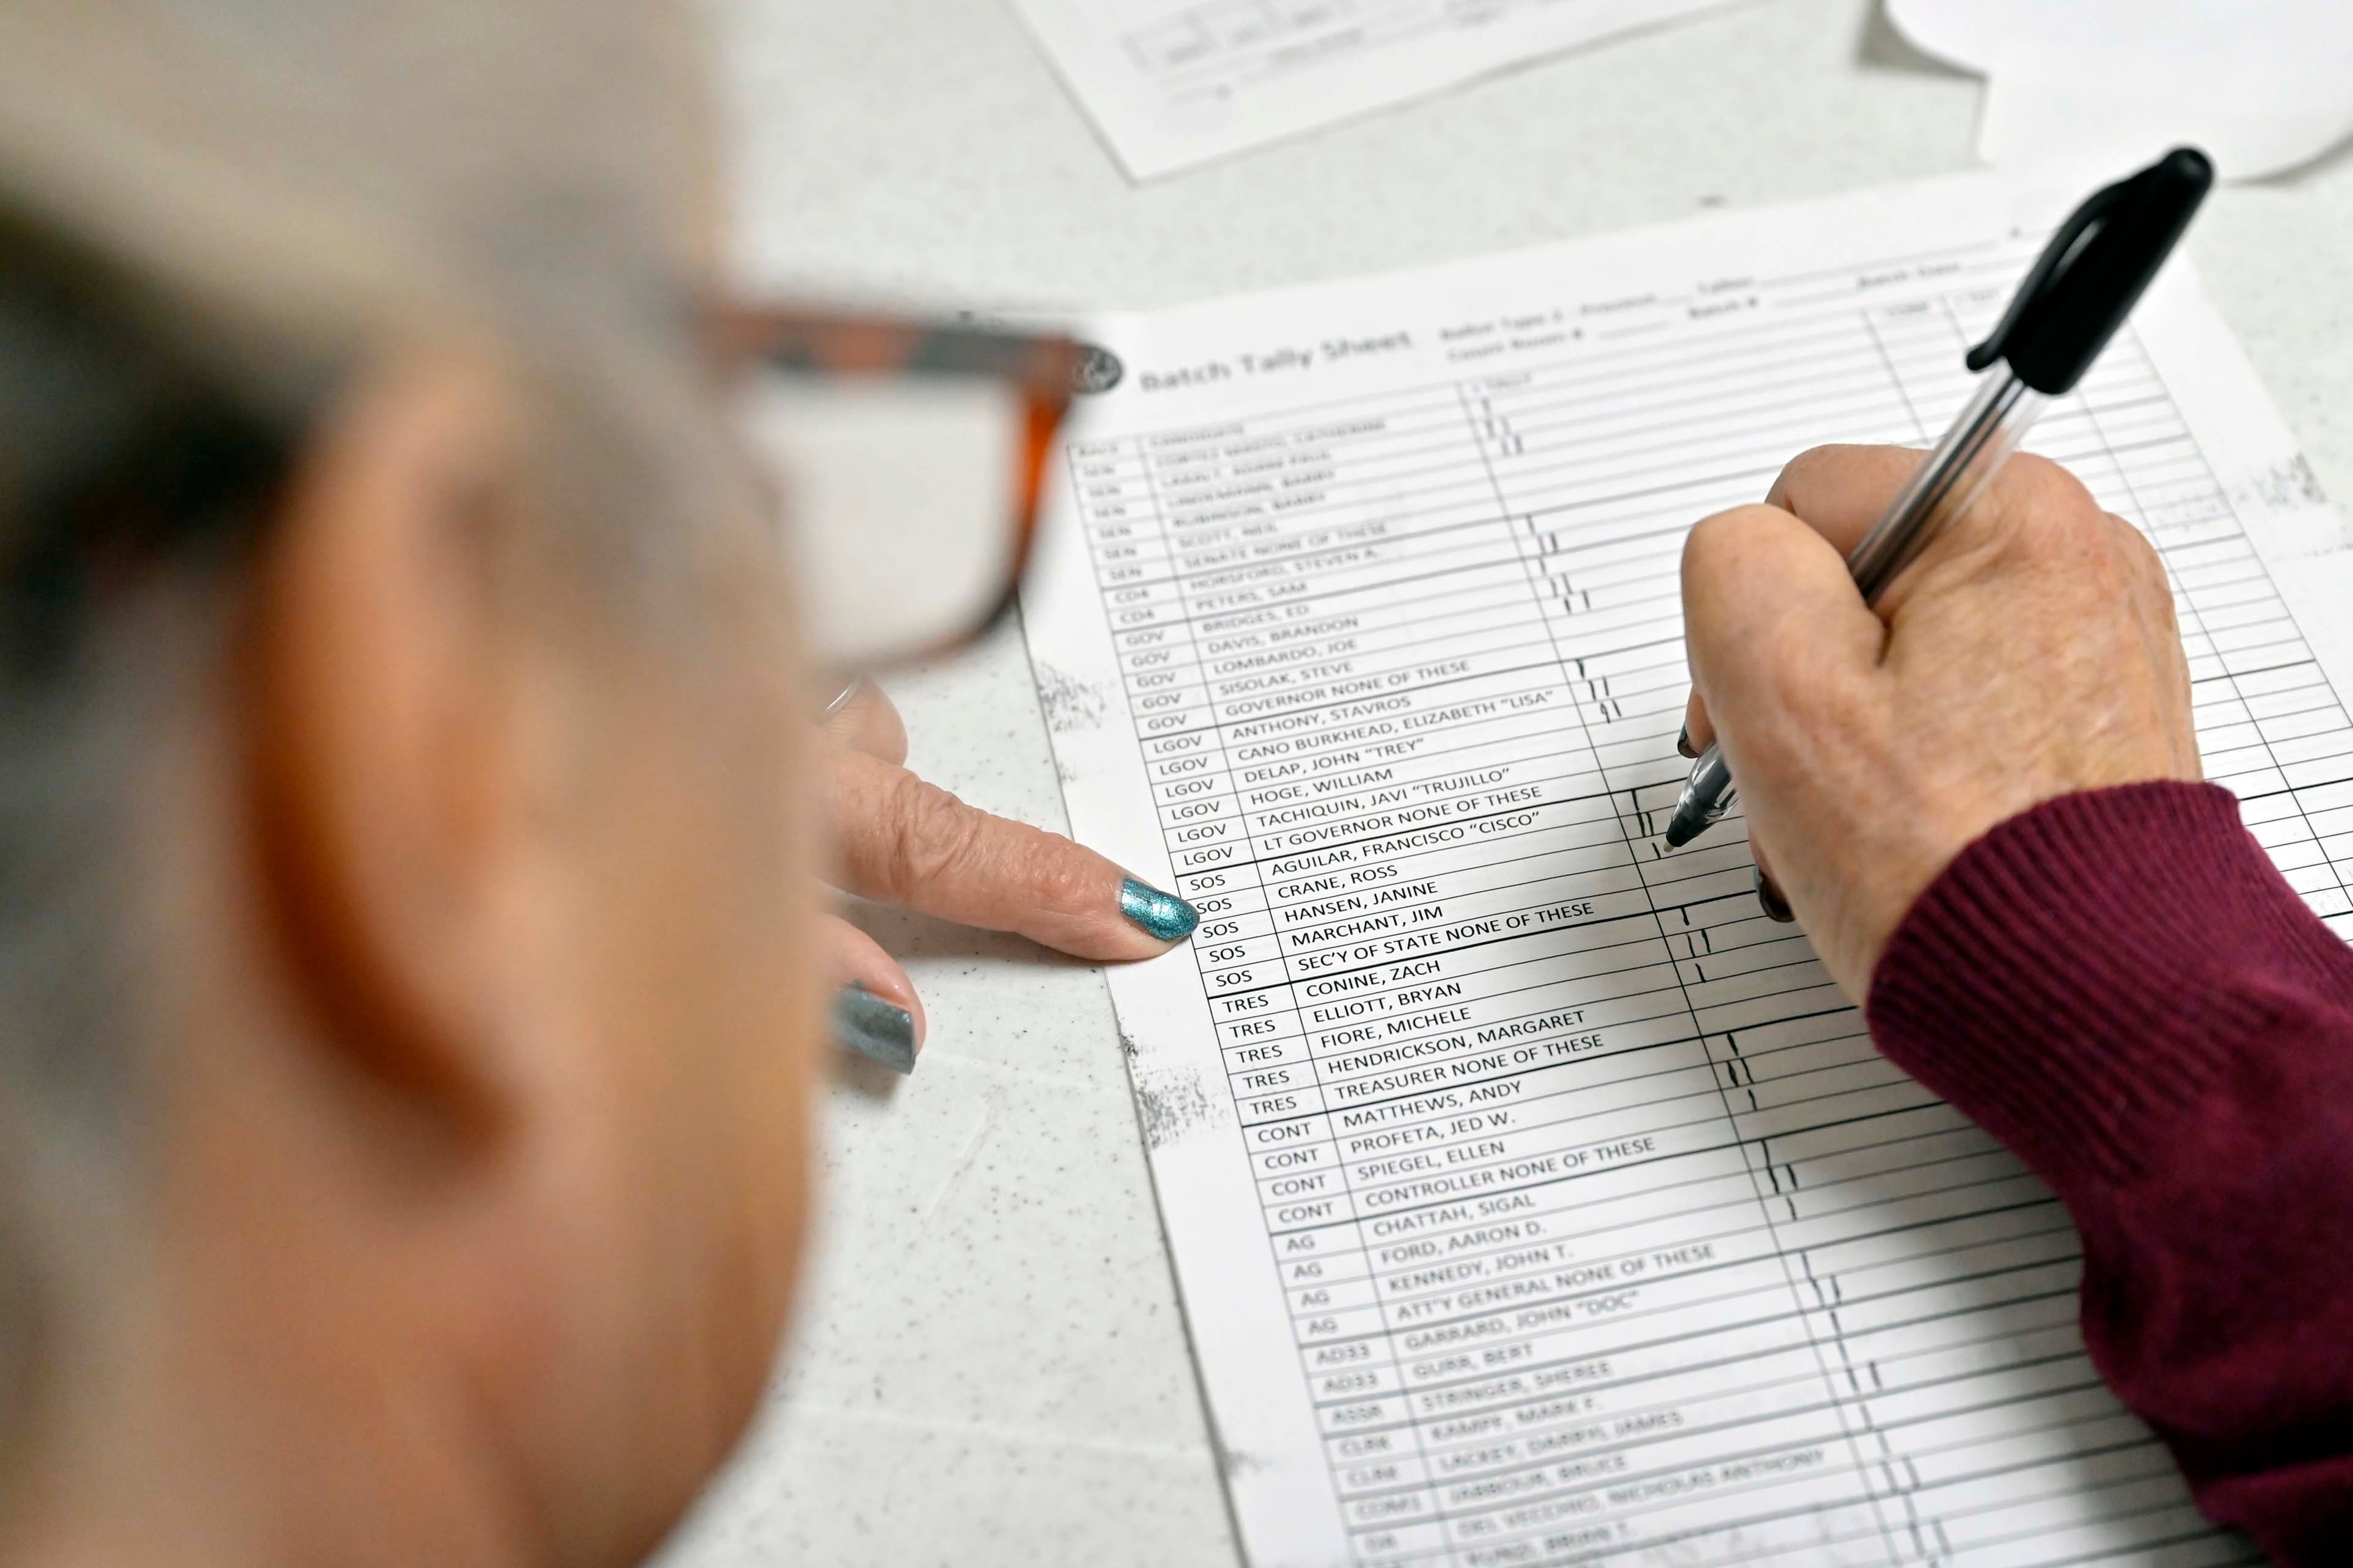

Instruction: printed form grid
[1125,2,1509,104]
[1061,238,2335,1566]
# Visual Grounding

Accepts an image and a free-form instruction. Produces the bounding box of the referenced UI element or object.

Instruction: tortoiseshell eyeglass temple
[712,304,1081,674]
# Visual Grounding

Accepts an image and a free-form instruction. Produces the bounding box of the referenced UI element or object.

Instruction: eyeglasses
[714,305,1082,674]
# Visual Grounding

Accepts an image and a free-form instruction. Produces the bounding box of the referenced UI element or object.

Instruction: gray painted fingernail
[832,984,917,1074]
[1119,878,1199,942]
[1676,724,1697,759]
[1754,866,1795,924]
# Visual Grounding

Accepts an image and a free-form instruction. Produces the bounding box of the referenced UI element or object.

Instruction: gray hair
[0,0,736,1484]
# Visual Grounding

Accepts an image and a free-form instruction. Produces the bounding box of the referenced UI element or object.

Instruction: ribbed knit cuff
[1866,782,2345,1191]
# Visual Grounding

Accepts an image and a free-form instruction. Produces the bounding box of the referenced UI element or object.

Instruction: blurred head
[0,5,823,1564]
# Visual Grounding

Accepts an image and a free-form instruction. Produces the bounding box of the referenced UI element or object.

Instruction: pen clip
[1962,147,2213,397]
[1963,180,2132,376]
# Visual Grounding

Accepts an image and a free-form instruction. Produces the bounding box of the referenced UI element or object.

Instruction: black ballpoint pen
[1662,147,2215,851]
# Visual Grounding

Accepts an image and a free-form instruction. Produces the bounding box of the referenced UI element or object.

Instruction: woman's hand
[1677,444,2201,999]
[814,679,1196,1067]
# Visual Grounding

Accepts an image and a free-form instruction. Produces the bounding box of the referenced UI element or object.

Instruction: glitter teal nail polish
[831,985,917,1074]
[1119,877,1199,942]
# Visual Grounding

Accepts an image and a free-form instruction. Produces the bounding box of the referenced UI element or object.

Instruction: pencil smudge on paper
[1219,1445,1270,1481]
[1034,660,1107,735]
[1133,1065,1218,1151]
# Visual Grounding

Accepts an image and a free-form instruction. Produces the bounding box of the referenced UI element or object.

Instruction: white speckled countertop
[656,2,2353,1563]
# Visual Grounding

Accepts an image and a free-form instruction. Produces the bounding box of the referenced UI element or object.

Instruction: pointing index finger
[827,749,1196,961]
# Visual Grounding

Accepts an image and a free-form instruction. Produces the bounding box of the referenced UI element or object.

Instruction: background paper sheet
[1888,0,2353,181]
[1008,0,1735,179]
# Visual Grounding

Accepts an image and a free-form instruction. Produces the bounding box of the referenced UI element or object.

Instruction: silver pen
[1661,147,2214,851]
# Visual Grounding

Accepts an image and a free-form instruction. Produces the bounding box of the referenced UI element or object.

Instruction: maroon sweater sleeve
[1867,781,2353,1564]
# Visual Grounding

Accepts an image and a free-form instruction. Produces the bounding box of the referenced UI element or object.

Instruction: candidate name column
[1138,383,1557,1565]
[1069,436,1303,1123]
[1090,422,1444,1554]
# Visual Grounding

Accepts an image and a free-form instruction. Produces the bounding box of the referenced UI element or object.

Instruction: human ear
[243,352,528,1135]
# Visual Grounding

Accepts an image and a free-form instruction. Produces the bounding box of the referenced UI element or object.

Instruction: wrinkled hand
[1678,444,2200,999]
[816,679,1193,1056]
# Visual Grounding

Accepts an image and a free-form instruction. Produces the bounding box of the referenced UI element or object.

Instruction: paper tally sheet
[1019,155,2353,1566]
